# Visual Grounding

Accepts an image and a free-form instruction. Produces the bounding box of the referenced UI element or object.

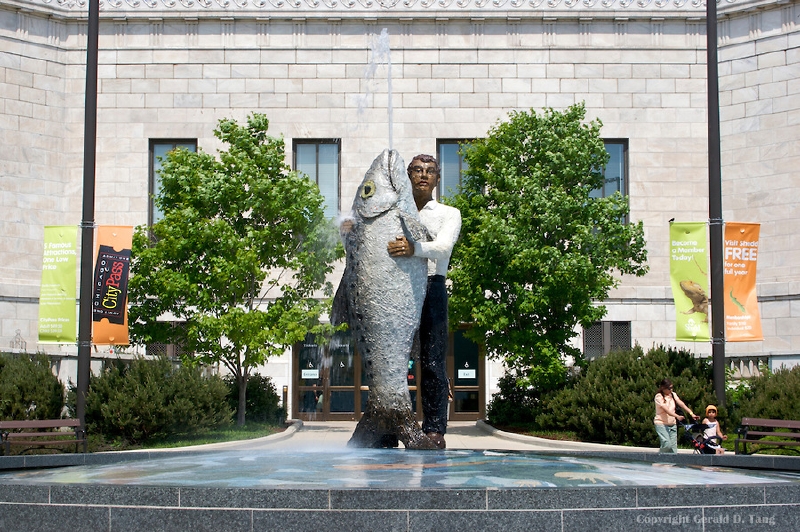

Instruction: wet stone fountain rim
[2,449,800,532]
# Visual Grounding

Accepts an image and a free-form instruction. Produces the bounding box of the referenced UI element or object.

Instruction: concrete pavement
[186,419,667,453]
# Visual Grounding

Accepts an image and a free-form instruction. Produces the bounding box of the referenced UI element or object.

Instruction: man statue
[387,154,461,449]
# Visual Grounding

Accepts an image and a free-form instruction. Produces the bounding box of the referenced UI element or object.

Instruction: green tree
[77,356,232,444]
[0,353,65,420]
[448,104,648,390]
[128,114,342,425]
[733,365,800,425]
[537,345,716,446]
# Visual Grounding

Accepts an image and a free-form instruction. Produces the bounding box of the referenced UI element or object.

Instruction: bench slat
[736,438,800,446]
[740,418,800,430]
[743,431,800,439]
[0,419,81,430]
[6,439,84,446]
[5,432,83,439]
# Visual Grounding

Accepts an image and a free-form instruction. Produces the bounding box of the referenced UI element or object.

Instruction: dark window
[294,140,341,219]
[583,321,632,360]
[149,139,197,226]
[592,140,627,198]
[437,139,471,200]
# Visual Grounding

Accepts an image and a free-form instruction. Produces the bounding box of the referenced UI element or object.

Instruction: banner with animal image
[38,226,78,343]
[669,222,710,341]
[724,222,763,341]
[92,226,133,345]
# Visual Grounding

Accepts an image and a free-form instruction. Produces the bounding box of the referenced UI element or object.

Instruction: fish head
[353,149,411,219]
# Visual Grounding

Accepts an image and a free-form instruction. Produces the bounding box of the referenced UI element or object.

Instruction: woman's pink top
[654,392,681,426]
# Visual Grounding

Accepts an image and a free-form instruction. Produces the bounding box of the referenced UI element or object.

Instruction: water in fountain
[358,28,393,151]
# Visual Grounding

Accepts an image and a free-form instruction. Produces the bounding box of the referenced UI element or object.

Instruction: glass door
[294,331,360,421]
[296,336,325,421]
[293,328,484,421]
[448,328,484,420]
[326,330,358,420]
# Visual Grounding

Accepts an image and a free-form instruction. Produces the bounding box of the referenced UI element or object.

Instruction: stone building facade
[0,0,798,417]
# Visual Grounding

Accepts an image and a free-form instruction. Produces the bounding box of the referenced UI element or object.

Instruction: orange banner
[92,226,133,345]
[724,222,763,341]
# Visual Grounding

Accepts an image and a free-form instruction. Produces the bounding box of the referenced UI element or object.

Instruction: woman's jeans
[655,423,678,453]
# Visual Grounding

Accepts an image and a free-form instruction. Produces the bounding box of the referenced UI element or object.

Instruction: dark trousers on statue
[420,275,449,435]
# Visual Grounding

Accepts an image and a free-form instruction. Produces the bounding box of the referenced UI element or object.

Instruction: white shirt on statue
[413,200,462,277]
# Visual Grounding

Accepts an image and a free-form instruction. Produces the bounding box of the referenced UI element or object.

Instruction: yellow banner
[92,226,133,345]
[724,222,763,341]
[669,222,710,342]
[38,226,78,343]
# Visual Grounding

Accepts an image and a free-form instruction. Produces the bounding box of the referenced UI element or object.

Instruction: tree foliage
[731,365,800,426]
[0,353,65,420]
[447,104,648,389]
[128,114,342,424]
[537,345,716,446]
[77,356,232,444]
[223,373,284,424]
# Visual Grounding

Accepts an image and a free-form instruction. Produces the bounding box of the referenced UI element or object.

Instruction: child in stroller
[681,405,726,454]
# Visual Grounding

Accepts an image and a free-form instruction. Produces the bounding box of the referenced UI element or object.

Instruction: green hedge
[0,352,65,420]
[488,345,718,447]
[78,356,232,444]
[538,345,717,446]
[729,365,800,427]
[486,370,557,427]
[224,373,285,424]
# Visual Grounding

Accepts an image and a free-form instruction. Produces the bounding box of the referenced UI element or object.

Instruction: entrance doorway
[295,330,360,421]
[292,328,484,421]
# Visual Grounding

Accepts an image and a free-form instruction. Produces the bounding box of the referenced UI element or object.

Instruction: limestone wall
[0,0,797,372]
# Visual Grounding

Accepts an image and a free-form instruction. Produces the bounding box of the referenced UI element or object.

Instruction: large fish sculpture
[332,149,437,449]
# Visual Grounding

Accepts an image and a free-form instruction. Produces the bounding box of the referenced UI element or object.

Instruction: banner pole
[76,0,100,427]
[707,0,726,407]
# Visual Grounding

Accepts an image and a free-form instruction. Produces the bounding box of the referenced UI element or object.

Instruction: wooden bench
[735,417,800,455]
[0,419,87,455]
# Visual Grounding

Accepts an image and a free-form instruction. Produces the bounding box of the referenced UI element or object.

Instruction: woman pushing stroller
[653,378,699,453]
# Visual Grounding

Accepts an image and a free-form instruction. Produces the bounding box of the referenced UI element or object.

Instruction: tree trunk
[237,371,248,426]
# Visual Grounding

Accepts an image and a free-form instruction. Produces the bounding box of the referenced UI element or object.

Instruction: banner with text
[92,226,133,345]
[724,222,763,341]
[38,226,78,343]
[669,222,710,342]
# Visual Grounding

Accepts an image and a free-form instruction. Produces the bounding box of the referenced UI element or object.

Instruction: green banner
[670,222,710,342]
[38,226,78,344]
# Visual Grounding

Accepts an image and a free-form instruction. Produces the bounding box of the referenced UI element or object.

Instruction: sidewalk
[187,419,666,453]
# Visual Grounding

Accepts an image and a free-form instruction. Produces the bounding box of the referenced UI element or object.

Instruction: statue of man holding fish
[333,150,461,450]
[387,154,461,449]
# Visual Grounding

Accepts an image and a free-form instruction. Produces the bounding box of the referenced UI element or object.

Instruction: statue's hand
[388,236,413,257]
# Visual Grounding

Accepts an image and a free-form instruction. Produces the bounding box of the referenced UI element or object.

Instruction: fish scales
[333,149,436,449]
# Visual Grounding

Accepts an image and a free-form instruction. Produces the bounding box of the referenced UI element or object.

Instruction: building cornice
[10,0,755,18]
[5,0,794,23]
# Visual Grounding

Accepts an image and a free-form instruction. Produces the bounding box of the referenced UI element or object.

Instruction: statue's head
[407,154,440,179]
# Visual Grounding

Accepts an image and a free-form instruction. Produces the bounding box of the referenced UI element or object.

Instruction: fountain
[2,27,800,532]
[1,443,799,530]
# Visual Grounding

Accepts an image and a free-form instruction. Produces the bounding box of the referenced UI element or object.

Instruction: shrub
[487,370,562,427]
[733,365,800,425]
[224,373,284,424]
[536,345,717,446]
[0,352,65,420]
[78,356,232,444]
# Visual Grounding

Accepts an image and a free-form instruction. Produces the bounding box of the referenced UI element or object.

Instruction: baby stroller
[681,419,723,454]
